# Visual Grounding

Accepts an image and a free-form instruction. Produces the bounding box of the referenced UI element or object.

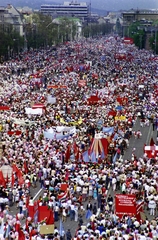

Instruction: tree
[24,13,54,49]
[148,21,158,53]
[128,22,146,49]
[82,22,113,38]
[0,24,23,61]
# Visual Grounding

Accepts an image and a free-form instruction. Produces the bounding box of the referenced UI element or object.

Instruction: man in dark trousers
[86,201,93,211]
[66,229,72,240]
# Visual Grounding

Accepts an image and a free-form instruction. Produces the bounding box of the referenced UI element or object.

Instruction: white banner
[25,108,43,115]
[47,95,56,104]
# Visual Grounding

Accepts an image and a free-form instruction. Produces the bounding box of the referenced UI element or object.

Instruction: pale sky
[1,0,158,11]
[89,0,158,11]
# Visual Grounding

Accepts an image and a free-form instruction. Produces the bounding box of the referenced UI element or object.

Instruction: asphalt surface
[9,118,157,236]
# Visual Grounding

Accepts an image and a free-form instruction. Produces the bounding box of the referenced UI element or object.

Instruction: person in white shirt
[70,203,75,221]
[62,207,67,222]
[148,198,156,216]
[54,203,59,221]
[76,184,81,197]
[112,176,117,191]
[22,203,27,218]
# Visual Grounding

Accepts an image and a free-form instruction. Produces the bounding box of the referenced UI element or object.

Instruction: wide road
[10,118,157,236]
[54,118,158,236]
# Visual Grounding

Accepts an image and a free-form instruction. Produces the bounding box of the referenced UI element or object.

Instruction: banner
[25,108,43,115]
[102,127,114,135]
[144,145,158,158]
[87,95,101,104]
[12,118,35,126]
[115,194,136,217]
[56,126,76,134]
[7,130,21,136]
[0,106,10,111]
[47,85,67,89]
[123,37,134,44]
[29,205,54,224]
[44,131,70,140]
[115,116,126,121]
[47,95,56,104]
[59,117,82,126]
[32,104,45,110]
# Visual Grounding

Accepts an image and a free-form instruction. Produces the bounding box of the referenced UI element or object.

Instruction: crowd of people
[0,35,157,239]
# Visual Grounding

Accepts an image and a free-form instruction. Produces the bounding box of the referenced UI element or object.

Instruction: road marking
[146,123,152,145]
[33,188,43,202]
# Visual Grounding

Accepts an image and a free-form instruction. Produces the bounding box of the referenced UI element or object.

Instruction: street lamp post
[13,38,19,55]
[139,35,142,49]
[46,20,60,45]
[23,21,28,52]
[155,28,157,54]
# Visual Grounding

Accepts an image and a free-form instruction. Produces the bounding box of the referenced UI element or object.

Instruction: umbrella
[116,106,123,111]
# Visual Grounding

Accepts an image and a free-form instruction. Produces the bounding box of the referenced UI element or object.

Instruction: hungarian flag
[58,191,68,202]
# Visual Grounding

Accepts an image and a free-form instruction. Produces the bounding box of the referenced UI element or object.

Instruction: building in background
[41,1,89,19]
[0,4,24,36]
[122,9,158,24]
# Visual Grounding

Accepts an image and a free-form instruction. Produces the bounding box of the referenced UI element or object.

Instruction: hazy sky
[90,0,158,11]
[0,0,158,11]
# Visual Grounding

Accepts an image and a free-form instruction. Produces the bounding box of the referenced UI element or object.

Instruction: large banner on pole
[115,194,136,217]
[115,194,144,220]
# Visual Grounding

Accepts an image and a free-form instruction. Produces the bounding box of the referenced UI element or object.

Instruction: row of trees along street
[124,19,158,53]
[0,13,114,61]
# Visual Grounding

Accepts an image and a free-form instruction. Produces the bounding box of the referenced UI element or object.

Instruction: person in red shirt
[148,229,153,238]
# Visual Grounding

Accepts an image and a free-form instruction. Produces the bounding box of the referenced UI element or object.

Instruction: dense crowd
[0,35,157,239]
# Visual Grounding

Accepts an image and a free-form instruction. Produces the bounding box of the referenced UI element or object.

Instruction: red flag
[29,229,37,239]
[25,219,29,232]
[150,138,155,146]
[65,171,69,181]
[15,222,20,232]
[88,138,94,155]
[44,144,49,151]
[18,228,25,240]
[23,161,28,174]
[73,141,79,161]
[73,141,78,154]
[46,209,54,224]
[65,145,71,163]
[26,196,29,208]
[0,171,6,188]
[12,164,19,174]
[17,169,24,186]
[11,173,15,187]
[75,148,79,161]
